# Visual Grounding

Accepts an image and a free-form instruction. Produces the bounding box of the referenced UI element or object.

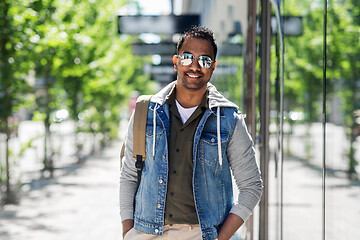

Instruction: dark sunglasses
[179,53,214,69]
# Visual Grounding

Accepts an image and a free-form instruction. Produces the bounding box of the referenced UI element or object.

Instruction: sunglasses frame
[178,53,214,69]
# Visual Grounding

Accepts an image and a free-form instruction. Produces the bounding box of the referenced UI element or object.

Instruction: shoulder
[221,107,244,122]
[205,107,241,132]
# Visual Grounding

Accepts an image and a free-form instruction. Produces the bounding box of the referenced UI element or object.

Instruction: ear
[213,61,217,69]
[172,55,178,65]
[173,55,178,71]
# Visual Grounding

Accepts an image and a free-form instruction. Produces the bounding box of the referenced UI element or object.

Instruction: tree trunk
[42,74,54,177]
[4,118,16,204]
[348,121,358,179]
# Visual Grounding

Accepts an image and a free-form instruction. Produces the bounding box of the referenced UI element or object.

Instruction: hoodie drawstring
[217,107,223,167]
[152,104,158,159]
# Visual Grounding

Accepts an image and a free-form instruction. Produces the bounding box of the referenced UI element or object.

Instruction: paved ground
[268,156,360,240]
[0,141,122,240]
[1,139,359,240]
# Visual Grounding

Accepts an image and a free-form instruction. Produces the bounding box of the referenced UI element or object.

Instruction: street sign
[144,63,174,75]
[118,15,200,34]
[131,42,176,55]
[256,16,303,36]
[213,65,238,76]
[219,43,243,57]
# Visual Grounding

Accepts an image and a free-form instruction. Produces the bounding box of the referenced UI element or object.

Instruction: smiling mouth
[186,73,201,79]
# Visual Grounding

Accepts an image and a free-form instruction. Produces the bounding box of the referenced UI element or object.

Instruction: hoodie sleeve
[119,112,138,221]
[226,112,263,222]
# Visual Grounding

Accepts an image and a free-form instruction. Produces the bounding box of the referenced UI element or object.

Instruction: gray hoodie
[120,81,263,224]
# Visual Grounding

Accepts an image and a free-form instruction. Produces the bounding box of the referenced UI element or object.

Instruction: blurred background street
[1,0,360,239]
[0,137,122,240]
[0,121,359,239]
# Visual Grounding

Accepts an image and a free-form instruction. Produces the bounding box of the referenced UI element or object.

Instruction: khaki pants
[124,224,215,240]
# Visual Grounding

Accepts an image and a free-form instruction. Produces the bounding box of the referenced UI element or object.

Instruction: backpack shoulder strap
[133,95,152,160]
[120,95,152,166]
[133,95,151,188]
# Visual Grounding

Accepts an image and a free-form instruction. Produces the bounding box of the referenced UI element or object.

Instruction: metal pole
[322,1,328,240]
[275,31,281,240]
[272,2,285,239]
[259,0,271,240]
[245,0,257,139]
[170,0,174,15]
[244,1,257,239]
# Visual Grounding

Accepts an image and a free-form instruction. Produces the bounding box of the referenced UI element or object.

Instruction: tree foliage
[282,0,360,176]
[0,0,152,203]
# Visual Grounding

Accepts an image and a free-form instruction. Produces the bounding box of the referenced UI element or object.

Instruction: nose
[189,58,201,71]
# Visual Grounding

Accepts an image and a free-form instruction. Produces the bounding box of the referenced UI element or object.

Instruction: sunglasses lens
[180,54,194,66]
[179,54,213,68]
[198,56,212,68]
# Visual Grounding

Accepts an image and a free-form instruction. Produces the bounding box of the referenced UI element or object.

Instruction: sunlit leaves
[282,0,359,123]
[283,0,359,174]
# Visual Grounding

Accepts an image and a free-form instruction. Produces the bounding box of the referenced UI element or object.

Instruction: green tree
[27,0,65,176]
[0,0,34,203]
[327,0,360,177]
[283,0,359,176]
[54,0,152,154]
[0,0,153,204]
[25,0,151,168]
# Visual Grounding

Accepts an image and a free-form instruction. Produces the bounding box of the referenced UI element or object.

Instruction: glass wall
[266,0,360,239]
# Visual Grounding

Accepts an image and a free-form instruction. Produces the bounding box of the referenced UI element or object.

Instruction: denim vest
[133,102,238,240]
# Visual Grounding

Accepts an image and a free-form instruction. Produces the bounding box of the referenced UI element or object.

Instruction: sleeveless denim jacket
[133,102,238,240]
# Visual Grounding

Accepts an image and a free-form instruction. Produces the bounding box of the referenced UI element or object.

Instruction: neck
[175,83,206,108]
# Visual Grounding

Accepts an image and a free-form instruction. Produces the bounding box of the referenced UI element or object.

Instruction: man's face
[174,37,216,91]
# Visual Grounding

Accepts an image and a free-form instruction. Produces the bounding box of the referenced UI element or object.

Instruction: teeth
[188,74,199,78]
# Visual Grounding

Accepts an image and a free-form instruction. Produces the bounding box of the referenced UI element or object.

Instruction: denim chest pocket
[145,123,164,137]
[199,131,229,165]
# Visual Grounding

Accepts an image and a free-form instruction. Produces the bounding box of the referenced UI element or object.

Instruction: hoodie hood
[151,81,239,110]
[150,81,239,167]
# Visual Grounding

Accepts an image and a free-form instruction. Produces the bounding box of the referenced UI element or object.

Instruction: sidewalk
[268,155,360,240]
[1,138,359,240]
[0,141,123,240]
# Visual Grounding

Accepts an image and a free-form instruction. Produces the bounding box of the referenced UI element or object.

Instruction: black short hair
[177,26,218,59]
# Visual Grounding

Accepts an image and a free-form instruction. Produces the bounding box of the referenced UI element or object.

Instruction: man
[120,26,262,240]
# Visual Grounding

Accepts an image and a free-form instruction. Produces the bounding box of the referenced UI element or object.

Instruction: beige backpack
[120,95,152,182]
